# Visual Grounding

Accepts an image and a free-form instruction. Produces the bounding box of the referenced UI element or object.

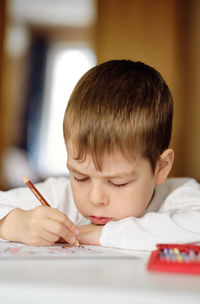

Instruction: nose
[89,181,108,207]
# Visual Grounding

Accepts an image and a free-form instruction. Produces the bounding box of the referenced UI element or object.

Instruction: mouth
[89,216,112,225]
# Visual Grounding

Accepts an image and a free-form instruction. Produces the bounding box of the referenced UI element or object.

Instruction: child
[0,60,199,251]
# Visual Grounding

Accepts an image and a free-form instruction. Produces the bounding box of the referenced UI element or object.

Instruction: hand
[0,207,79,246]
[77,224,103,246]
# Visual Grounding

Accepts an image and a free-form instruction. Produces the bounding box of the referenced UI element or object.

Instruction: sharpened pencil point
[74,239,80,247]
[22,176,29,183]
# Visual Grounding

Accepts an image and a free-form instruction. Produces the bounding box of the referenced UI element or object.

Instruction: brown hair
[63,59,173,171]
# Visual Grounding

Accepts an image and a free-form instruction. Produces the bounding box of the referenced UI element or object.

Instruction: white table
[0,251,200,304]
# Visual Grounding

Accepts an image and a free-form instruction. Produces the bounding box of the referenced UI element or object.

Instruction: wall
[96,0,192,178]
[0,0,7,188]
[185,0,200,179]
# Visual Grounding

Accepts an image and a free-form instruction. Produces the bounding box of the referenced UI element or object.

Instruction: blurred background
[0,0,200,190]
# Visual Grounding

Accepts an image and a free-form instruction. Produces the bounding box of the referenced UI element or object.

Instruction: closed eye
[73,176,89,182]
[109,181,129,188]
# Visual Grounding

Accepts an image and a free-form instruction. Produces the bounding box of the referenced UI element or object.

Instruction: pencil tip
[22,176,29,183]
[74,239,80,247]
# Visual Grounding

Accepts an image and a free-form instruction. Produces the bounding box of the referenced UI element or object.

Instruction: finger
[39,228,60,243]
[32,237,55,247]
[43,219,77,244]
[27,233,57,247]
[47,208,79,235]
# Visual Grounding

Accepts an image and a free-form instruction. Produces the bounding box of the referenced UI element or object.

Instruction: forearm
[0,185,39,223]
[77,224,103,246]
[100,211,200,251]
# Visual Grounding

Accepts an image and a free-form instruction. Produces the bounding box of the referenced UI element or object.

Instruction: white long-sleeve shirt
[0,177,200,251]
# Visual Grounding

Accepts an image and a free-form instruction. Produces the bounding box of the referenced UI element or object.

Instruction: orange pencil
[22,176,79,247]
[22,176,50,207]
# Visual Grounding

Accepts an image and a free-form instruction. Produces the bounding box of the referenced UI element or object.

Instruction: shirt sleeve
[100,179,200,251]
[0,176,89,226]
[0,177,70,220]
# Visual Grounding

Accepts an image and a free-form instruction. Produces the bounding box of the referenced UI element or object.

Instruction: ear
[155,149,174,185]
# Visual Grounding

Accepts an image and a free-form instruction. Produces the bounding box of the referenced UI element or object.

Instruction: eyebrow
[67,163,137,179]
[67,164,88,177]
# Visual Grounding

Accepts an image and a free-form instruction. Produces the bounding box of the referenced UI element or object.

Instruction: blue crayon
[181,251,190,263]
[189,249,196,261]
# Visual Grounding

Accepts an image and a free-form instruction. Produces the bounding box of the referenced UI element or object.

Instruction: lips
[89,216,112,225]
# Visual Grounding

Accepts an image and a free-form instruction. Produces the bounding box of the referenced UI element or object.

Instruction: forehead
[66,141,150,176]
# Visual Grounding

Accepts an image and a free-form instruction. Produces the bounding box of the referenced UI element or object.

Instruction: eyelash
[73,177,128,188]
[109,181,129,188]
[73,177,89,182]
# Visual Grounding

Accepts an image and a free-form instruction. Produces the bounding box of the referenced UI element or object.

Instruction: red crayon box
[147,243,200,275]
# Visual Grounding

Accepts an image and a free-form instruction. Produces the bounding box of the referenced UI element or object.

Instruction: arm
[99,210,200,251]
[77,210,200,250]
[0,206,79,246]
[77,224,102,246]
[0,177,79,246]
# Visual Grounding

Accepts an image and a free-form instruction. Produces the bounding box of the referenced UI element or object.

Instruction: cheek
[131,182,155,216]
[142,179,156,203]
[70,181,81,203]
[70,180,88,213]
[115,184,154,218]
[109,190,137,217]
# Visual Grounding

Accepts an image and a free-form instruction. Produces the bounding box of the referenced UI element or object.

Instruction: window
[35,45,96,178]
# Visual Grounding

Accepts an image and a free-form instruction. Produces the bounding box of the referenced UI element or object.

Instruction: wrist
[0,208,25,242]
[78,224,103,246]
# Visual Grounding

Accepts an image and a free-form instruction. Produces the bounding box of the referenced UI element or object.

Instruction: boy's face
[66,143,162,225]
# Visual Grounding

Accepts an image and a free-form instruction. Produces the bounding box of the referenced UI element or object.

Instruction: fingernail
[70,236,76,243]
[75,228,79,235]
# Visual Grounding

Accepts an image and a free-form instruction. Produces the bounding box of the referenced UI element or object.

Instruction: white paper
[0,241,140,259]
